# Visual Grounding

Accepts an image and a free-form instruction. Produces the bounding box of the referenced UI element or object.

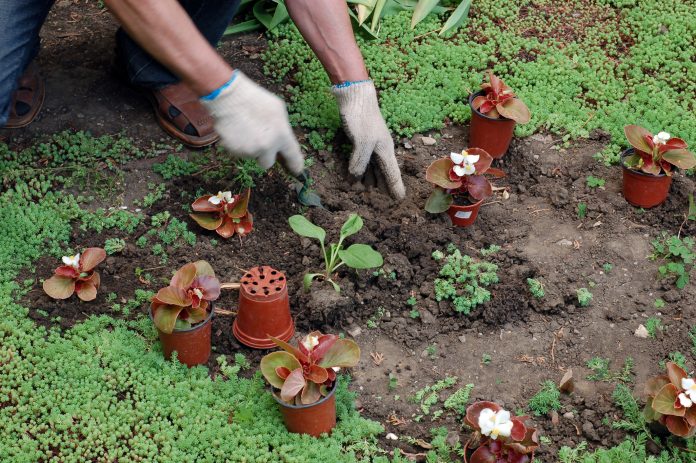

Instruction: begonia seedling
[623,125,696,176]
[43,247,106,301]
[190,189,253,238]
[472,72,531,124]
[643,362,696,437]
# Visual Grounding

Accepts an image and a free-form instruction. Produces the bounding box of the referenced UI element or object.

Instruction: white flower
[652,131,671,145]
[208,191,234,205]
[332,367,341,372]
[450,150,480,177]
[302,334,319,351]
[478,408,514,440]
[192,288,203,299]
[62,254,80,269]
[681,377,696,401]
[678,392,693,408]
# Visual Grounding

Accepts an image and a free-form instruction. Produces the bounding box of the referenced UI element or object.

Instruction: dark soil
[6,2,696,461]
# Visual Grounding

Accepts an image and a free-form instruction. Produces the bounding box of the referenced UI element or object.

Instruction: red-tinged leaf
[193,260,216,278]
[43,275,76,300]
[260,351,302,388]
[152,303,186,334]
[170,263,197,289]
[192,195,221,212]
[465,401,501,430]
[498,98,531,124]
[662,149,696,170]
[685,405,696,427]
[469,147,493,173]
[80,248,106,272]
[645,375,670,397]
[665,415,692,437]
[664,137,688,150]
[667,362,688,388]
[229,188,251,219]
[507,427,539,455]
[653,383,685,416]
[270,336,309,363]
[486,167,506,178]
[489,72,503,95]
[193,275,221,301]
[235,212,254,237]
[487,106,501,118]
[510,418,527,441]
[469,444,496,463]
[55,266,79,278]
[467,175,493,200]
[301,380,321,405]
[312,334,339,362]
[190,212,223,231]
[472,95,488,111]
[624,125,653,154]
[75,281,97,301]
[306,364,329,384]
[280,368,306,402]
[478,100,496,114]
[318,339,360,368]
[326,367,336,382]
[155,285,191,307]
[426,158,462,189]
[276,366,291,380]
[507,451,532,463]
[640,158,662,176]
[216,216,236,239]
[185,306,208,325]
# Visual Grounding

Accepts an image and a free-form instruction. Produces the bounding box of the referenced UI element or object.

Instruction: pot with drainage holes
[232,265,294,349]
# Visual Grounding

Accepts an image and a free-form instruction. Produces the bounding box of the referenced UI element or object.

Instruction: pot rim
[271,379,338,410]
[468,90,516,122]
[621,148,668,178]
[448,195,485,208]
[148,301,214,333]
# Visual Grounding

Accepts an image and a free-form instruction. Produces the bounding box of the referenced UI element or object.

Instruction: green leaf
[319,339,361,368]
[662,149,696,170]
[688,194,696,221]
[652,383,684,416]
[411,0,440,28]
[303,273,322,292]
[338,244,383,269]
[371,0,388,31]
[439,0,472,35]
[253,1,289,31]
[340,214,363,240]
[153,304,186,334]
[288,215,326,243]
[425,188,453,213]
[260,351,302,389]
[223,19,262,36]
[190,213,223,231]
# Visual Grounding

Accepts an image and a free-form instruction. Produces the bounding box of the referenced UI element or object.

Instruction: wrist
[200,70,239,101]
[332,79,372,89]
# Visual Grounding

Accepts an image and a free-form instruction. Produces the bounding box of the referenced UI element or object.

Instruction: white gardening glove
[332,80,405,199]
[200,71,304,174]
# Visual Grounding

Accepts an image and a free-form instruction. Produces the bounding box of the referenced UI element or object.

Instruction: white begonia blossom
[652,131,671,145]
[678,392,693,408]
[681,378,696,401]
[478,408,514,440]
[302,334,319,351]
[208,191,234,205]
[62,254,80,269]
[192,288,203,299]
[450,150,480,177]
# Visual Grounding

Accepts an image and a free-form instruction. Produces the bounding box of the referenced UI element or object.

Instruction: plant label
[454,211,473,219]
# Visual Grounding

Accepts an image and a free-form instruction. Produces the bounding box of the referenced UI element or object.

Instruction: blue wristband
[333,79,371,89]
[200,70,239,101]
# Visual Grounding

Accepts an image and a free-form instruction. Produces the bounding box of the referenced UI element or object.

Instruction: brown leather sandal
[146,82,219,148]
[5,61,45,129]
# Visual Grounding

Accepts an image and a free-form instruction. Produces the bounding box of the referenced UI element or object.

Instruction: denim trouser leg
[116,0,241,90]
[0,0,53,127]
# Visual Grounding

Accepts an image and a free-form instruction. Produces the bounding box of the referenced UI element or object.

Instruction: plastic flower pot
[468,91,517,159]
[233,265,294,349]
[273,381,337,436]
[622,149,672,208]
[446,197,484,227]
[149,304,213,367]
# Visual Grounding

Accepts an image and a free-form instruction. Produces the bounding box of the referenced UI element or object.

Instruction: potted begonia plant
[149,260,220,367]
[643,362,696,438]
[425,148,505,227]
[469,72,531,158]
[464,401,539,463]
[622,125,696,208]
[260,331,360,436]
[190,188,253,238]
[43,247,106,301]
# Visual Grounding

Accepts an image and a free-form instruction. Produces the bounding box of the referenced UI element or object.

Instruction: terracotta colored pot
[273,381,337,436]
[468,90,517,159]
[233,266,294,349]
[463,440,535,463]
[622,149,672,208]
[150,304,213,367]
[447,197,484,227]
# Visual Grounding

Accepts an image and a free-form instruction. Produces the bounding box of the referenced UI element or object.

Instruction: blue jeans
[0,0,240,127]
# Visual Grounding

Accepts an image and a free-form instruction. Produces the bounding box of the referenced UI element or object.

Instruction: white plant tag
[454,211,472,219]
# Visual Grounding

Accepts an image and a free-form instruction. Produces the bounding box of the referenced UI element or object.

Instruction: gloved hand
[200,71,304,175]
[332,80,405,199]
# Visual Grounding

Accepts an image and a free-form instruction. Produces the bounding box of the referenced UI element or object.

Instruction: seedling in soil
[481,353,492,365]
[150,260,220,333]
[260,331,360,405]
[528,380,561,416]
[43,247,106,301]
[643,362,696,437]
[623,125,696,176]
[603,263,613,273]
[654,298,666,308]
[471,72,531,123]
[645,317,663,338]
[190,189,253,239]
[433,246,499,315]
[367,306,385,329]
[660,352,688,371]
[586,176,606,188]
[432,250,445,261]
[412,376,457,416]
[611,384,647,434]
[288,213,383,292]
[388,373,398,391]
[586,357,634,383]
[104,238,126,255]
[577,202,587,219]
[406,296,417,306]
[465,401,539,462]
[651,233,695,289]
[373,268,397,280]
[426,344,438,359]
[409,309,421,319]
[443,383,474,416]
[576,287,593,307]
[527,278,545,299]
[480,244,501,257]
